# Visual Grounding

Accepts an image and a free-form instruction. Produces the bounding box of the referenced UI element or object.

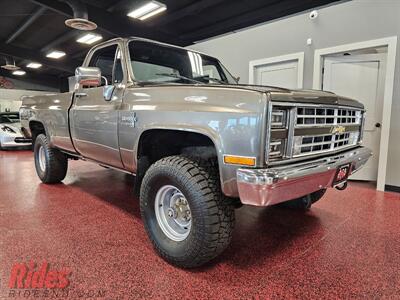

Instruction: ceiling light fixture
[46,51,66,59]
[27,62,42,69]
[61,0,97,30]
[127,1,167,21]
[1,56,20,71]
[77,33,103,45]
[12,70,26,76]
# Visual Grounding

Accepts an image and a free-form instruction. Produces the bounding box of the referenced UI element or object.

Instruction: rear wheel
[278,189,327,210]
[34,134,68,184]
[140,156,235,268]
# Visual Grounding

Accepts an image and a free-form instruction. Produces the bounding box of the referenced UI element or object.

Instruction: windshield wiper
[156,73,203,84]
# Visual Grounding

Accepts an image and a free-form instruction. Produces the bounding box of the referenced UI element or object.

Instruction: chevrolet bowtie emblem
[331,125,346,134]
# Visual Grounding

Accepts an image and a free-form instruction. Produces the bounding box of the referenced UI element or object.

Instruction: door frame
[312,37,398,191]
[249,52,304,88]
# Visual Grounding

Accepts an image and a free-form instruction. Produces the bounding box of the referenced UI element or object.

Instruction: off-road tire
[34,134,68,184]
[278,189,327,210]
[140,155,235,268]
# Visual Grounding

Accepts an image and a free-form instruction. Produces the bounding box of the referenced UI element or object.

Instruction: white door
[323,54,386,181]
[254,60,299,89]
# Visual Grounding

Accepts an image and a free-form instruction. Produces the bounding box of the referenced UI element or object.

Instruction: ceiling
[0,0,340,89]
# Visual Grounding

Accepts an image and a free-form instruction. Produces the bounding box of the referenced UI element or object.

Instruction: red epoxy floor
[1,150,400,299]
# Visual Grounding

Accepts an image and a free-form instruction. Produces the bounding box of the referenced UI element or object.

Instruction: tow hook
[335,181,348,191]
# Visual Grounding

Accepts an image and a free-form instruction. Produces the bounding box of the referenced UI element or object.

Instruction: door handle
[75,92,87,98]
[375,122,381,128]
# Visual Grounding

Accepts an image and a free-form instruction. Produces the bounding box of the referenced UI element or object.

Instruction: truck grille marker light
[271,109,287,128]
[269,140,284,159]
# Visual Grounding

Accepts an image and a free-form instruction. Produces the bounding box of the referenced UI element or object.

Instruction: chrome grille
[296,107,362,127]
[267,103,364,162]
[293,132,360,157]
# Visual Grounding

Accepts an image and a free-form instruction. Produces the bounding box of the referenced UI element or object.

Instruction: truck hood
[221,84,364,109]
[138,83,364,109]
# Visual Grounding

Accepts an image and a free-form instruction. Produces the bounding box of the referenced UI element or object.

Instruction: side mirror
[235,76,240,84]
[75,67,101,87]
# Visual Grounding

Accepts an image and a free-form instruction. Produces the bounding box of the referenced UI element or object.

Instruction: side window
[88,44,123,85]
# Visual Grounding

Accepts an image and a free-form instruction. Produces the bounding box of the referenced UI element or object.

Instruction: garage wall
[189,0,400,187]
[0,89,47,112]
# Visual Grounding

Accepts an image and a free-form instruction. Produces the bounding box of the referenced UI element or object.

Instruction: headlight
[271,109,287,128]
[269,139,285,159]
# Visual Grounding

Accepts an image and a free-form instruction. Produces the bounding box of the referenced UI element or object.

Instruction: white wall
[189,0,400,187]
[0,89,46,112]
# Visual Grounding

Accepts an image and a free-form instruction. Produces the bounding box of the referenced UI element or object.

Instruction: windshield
[0,114,19,124]
[128,41,237,85]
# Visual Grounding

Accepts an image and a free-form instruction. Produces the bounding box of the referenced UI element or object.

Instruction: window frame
[83,39,128,87]
[127,40,235,85]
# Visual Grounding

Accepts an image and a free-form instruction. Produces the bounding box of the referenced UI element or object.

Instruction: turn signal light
[224,155,256,166]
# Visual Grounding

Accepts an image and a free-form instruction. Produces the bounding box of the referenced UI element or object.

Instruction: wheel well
[29,121,46,145]
[135,129,218,193]
[138,129,217,163]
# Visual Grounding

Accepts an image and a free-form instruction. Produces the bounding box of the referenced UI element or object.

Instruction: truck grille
[293,132,360,157]
[296,107,361,127]
[268,103,364,161]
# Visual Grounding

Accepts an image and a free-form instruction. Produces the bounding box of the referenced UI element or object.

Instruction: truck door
[70,43,125,168]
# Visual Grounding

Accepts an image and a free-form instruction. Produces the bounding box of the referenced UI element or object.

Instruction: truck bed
[20,92,76,153]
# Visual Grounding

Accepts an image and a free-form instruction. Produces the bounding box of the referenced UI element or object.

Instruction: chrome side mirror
[75,67,101,87]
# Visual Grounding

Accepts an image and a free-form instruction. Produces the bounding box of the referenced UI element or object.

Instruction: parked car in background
[0,112,31,150]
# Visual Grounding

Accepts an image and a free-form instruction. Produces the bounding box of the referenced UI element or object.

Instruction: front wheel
[140,156,235,268]
[34,134,68,184]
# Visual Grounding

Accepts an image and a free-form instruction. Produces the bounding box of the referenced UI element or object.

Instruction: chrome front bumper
[237,147,372,207]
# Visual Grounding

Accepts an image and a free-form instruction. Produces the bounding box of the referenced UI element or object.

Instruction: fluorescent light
[12,70,26,76]
[127,1,167,20]
[46,51,66,59]
[27,62,42,69]
[139,6,166,20]
[77,33,103,45]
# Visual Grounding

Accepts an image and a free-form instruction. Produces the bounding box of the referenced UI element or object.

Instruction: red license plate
[332,163,351,186]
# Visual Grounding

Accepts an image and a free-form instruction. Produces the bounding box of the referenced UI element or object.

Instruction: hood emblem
[331,125,346,134]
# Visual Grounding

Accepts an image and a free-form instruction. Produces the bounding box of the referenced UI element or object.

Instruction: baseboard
[385,185,400,193]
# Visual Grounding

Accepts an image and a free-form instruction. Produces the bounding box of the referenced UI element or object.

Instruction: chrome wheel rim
[155,185,192,242]
[38,146,46,172]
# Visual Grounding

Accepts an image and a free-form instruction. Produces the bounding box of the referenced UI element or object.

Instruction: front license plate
[332,163,351,186]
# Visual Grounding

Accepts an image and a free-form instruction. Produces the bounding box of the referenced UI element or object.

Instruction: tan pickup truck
[20,37,372,268]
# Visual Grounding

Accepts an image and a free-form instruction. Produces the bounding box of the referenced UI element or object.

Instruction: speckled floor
[1,150,400,299]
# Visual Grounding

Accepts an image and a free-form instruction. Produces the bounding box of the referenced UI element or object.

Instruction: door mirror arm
[103,85,115,101]
[101,76,108,86]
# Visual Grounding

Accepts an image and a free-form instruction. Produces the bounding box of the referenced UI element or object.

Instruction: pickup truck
[20,37,372,268]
